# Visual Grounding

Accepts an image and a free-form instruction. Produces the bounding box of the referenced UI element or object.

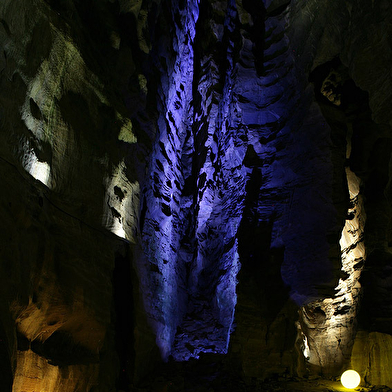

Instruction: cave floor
[133,376,391,392]
[133,377,390,392]
[132,354,391,392]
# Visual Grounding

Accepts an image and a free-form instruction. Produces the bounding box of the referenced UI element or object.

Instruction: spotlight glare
[341,370,360,389]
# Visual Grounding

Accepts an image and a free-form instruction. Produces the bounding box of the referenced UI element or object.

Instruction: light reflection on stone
[22,147,51,187]
[298,165,366,373]
[103,160,140,242]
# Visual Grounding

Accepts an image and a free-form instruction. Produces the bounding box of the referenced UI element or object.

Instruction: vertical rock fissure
[139,0,249,361]
[138,0,200,361]
[171,0,244,360]
[0,320,13,391]
[113,250,135,391]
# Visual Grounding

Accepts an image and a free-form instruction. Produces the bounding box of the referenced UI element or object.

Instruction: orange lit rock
[13,349,100,392]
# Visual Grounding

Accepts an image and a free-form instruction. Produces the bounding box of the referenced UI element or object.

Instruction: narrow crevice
[242,0,266,76]
[0,322,12,392]
[113,249,135,391]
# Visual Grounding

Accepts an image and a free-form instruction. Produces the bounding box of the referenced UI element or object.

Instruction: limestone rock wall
[289,0,392,379]
[1,0,392,390]
[0,0,151,390]
[352,331,392,388]
[0,157,126,391]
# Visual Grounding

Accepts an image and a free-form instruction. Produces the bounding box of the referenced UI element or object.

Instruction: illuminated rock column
[298,153,366,374]
[180,0,245,358]
[137,0,200,360]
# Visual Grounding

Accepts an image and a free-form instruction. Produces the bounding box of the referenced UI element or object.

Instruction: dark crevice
[0,322,12,392]
[237,166,289,321]
[31,331,98,366]
[242,0,266,76]
[113,249,135,391]
[267,0,291,17]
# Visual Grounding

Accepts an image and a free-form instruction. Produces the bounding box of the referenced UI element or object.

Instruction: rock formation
[1,0,392,391]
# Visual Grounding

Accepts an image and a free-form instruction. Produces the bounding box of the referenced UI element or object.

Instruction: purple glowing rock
[137,0,336,361]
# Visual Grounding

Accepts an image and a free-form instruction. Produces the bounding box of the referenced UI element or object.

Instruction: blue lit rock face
[137,0,200,360]
[138,0,338,363]
[139,0,244,361]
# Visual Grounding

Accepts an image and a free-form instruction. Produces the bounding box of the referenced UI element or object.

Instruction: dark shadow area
[0,322,12,392]
[242,0,266,76]
[359,249,392,334]
[237,146,289,320]
[134,352,366,392]
[31,331,98,366]
[24,18,53,78]
[113,249,135,391]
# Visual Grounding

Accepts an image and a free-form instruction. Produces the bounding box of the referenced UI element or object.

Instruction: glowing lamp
[341,370,360,389]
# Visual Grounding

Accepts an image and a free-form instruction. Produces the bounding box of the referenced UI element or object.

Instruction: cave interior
[1,0,392,391]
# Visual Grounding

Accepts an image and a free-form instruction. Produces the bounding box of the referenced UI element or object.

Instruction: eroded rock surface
[1,0,392,391]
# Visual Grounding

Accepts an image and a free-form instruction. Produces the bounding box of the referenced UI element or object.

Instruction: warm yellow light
[341,370,360,389]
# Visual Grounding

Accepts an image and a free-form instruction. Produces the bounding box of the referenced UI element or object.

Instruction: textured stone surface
[0,0,150,390]
[0,157,124,391]
[352,331,392,388]
[288,0,392,379]
[1,0,392,390]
